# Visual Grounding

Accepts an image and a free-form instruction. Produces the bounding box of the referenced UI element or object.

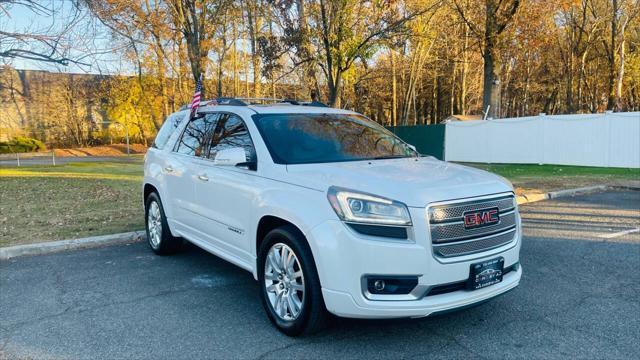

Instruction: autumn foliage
[1,0,638,147]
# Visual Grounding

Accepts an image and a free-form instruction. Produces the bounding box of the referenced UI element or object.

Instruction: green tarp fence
[387,124,446,160]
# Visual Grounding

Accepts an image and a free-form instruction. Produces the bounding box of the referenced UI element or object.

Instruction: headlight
[327,186,412,226]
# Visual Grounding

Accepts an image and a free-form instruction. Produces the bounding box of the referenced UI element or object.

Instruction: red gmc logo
[463,208,500,229]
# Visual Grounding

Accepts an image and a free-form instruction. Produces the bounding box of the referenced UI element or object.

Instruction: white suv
[143,99,522,336]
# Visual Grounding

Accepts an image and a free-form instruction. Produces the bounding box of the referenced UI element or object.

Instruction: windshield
[252,113,417,164]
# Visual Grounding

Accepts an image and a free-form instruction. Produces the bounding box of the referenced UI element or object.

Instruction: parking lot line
[598,227,640,239]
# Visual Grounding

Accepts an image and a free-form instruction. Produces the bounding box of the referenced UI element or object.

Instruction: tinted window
[252,113,416,164]
[209,114,256,162]
[153,111,186,150]
[175,114,219,157]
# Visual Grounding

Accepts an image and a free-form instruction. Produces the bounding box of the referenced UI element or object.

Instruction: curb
[0,230,145,260]
[515,193,549,205]
[516,184,638,205]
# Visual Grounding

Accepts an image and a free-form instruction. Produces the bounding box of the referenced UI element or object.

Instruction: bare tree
[0,0,89,66]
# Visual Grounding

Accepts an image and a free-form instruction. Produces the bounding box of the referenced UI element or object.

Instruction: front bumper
[321,266,521,318]
[307,207,522,319]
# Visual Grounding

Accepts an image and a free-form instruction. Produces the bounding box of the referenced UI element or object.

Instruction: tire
[144,192,182,255]
[258,225,328,336]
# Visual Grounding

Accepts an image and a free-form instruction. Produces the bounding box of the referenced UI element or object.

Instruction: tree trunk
[482,46,500,119]
[217,62,224,97]
[523,53,531,115]
[390,48,397,126]
[232,23,239,97]
[479,0,519,119]
[450,62,456,116]
[606,0,618,110]
[247,0,262,98]
[328,72,342,107]
[566,50,575,113]
[460,24,469,115]
[296,0,319,100]
[615,17,628,111]
[242,32,250,97]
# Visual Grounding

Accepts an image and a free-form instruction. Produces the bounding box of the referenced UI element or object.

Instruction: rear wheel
[145,192,182,255]
[258,225,328,336]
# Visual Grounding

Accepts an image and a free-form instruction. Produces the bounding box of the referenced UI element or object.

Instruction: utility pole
[123,115,130,156]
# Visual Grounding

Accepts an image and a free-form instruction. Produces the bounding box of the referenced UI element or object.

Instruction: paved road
[0,156,142,167]
[1,190,639,359]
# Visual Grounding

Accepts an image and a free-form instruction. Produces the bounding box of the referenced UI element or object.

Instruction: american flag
[190,74,203,116]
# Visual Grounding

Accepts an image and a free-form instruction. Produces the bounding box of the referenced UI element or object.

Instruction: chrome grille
[429,196,515,222]
[428,194,517,257]
[431,212,516,243]
[433,229,516,257]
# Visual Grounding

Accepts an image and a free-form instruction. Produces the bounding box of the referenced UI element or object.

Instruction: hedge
[0,137,47,154]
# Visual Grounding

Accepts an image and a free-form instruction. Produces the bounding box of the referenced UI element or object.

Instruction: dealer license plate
[468,257,504,290]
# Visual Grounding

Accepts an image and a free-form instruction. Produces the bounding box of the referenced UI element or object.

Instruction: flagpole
[190,74,204,119]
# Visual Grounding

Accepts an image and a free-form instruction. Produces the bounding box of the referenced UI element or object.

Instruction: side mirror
[408,144,417,152]
[213,147,247,166]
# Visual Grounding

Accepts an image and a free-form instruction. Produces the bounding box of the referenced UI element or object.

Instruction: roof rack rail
[179,98,246,110]
[215,97,249,106]
[234,97,282,104]
[179,97,329,110]
[282,99,328,107]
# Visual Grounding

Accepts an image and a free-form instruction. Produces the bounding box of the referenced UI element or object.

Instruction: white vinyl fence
[444,112,640,168]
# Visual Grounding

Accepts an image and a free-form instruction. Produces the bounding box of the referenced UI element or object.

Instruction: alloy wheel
[264,243,305,321]
[147,201,162,248]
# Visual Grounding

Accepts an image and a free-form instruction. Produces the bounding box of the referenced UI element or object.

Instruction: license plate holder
[468,257,504,290]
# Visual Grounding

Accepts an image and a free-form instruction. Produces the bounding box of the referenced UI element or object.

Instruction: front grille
[428,194,517,258]
[429,196,515,222]
[431,212,516,243]
[433,229,516,257]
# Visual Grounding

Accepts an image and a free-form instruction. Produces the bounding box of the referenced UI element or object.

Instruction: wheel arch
[143,183,159,202]
[143,182,180,238]
[256,215,305,257]
[254,215,314,280]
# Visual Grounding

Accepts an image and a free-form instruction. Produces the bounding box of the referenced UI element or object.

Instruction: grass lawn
[0,159,638,247]
[465,163,640,194]
[0,160,144,247]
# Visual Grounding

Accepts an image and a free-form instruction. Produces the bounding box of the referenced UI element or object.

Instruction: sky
[1,0,126,74]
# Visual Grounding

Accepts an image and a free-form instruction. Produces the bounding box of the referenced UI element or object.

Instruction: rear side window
[175,114,219,157]
[153,112,187,150]
[208,114,256,162]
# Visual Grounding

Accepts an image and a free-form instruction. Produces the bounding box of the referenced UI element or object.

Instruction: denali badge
[463,207,499,229]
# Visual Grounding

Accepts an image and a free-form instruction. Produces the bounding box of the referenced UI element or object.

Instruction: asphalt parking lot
[1,190,639,359]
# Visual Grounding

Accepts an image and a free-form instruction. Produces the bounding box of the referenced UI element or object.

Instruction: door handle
[197,174,209,182]
[164,166,174,173]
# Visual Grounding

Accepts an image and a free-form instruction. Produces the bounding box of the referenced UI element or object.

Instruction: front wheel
[258,225,328,336]
[145,192,182,255]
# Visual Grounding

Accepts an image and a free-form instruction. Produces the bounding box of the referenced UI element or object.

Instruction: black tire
[258,225,328,336]
[144,192,182,255]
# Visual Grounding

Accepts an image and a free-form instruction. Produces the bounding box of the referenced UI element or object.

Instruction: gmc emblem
[463,208,500,229]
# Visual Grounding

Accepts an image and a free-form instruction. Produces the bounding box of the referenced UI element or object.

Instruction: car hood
[285,157,513,207]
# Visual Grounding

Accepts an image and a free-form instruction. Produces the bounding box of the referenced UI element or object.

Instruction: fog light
[366,276,418,295]
[374,280,385,291]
